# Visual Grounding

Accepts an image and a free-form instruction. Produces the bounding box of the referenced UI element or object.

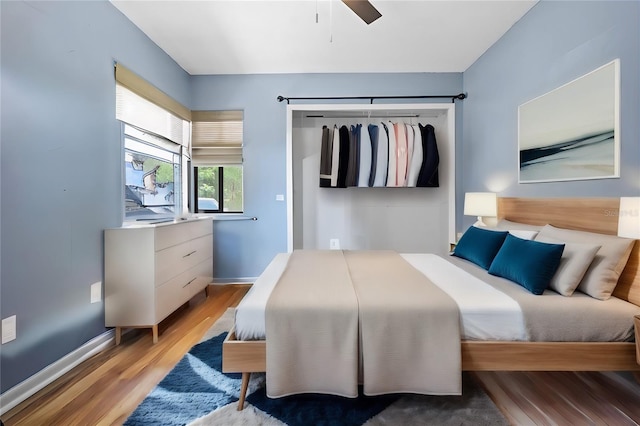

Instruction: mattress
[448,254,640,342]
[235,253,290,341]
[235,251,640,342]
[235,252,528,341]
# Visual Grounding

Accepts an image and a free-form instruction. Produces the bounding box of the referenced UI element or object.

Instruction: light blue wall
[461,0,640,229]
[3,0,637,399]
[190,73,464,279]
[0,1,190,392]
[0,1,463,393]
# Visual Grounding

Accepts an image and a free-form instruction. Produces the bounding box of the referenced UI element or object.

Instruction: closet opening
[286,104,457,255]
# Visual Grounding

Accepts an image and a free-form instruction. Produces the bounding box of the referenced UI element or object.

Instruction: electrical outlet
[2,315,17,344]
[275,194,284,201]
[91,281,102,304]
[329,239,340,250]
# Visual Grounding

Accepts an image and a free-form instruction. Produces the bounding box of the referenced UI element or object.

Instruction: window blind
[115,63,191,147]
[191,110,243,166]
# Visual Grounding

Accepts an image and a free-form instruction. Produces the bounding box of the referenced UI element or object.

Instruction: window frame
[193,165,243,214]
[115,64,191,223]
[122,124,183,221]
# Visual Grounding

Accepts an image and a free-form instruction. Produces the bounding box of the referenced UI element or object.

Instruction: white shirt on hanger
[395,122,408,187]
[406,124,423,187]
[386,121,398,187]
[330,125,340,187]
[373,124,388,187]
[358,123,372,187]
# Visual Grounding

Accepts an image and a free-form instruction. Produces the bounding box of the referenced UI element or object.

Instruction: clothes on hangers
[330,126,340,187]
[406,124,423,186]
[358,124,372,188]
[417,124,439,187]
[319,125,333,188]
[373,124,388,187]
[368,124,379,187]
[319,121,439,188]
[337,125,350,188]
[346,124,361,187]
[394,122,408,187]
[385,121,398,187]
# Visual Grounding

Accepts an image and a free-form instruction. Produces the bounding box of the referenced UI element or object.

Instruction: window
[191,111,244,213]
[194,165,243,213]
[124,125,182,220]
[115,63,191,222]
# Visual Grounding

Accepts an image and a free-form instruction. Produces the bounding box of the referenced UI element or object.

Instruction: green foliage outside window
[197,167,219,200]
[196,166,242,212]
[145,159,174,184]
[223,166,243,212]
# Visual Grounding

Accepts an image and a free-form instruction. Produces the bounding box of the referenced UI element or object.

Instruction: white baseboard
[211,277,257,284]
[0,329,115,416]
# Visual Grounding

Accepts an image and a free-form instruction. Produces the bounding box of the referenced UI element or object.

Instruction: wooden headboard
[497,197,640,307]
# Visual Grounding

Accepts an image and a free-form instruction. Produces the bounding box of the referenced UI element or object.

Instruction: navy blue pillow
[452,226,509,270]
[488,234,565,295]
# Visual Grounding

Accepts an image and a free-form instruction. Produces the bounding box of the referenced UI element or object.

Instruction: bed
[223,197,640,410]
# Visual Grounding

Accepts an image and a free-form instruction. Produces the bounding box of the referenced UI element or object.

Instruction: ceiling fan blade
[342,0,382,25]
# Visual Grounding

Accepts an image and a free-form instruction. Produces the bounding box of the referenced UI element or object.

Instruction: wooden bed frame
[223,197,640,410]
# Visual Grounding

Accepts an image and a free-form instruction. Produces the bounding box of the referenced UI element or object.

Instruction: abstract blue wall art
[518,60,619,183]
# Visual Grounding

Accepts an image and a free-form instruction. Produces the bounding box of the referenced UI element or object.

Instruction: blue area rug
[124,333,240,426]
[125,315,508,426]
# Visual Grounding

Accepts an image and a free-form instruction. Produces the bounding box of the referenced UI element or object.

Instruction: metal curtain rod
[213,215,258,221]
[276,93,467,104]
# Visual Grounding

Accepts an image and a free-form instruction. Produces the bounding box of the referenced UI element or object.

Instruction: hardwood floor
[474,371,640,425]
[2,284,250,426]
[3,284,640,425]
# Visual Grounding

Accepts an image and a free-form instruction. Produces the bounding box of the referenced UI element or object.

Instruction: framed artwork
[518,59,619,183]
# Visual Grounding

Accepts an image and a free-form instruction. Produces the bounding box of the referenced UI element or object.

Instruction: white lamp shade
[464,192,497,217]
[618,197,640,239]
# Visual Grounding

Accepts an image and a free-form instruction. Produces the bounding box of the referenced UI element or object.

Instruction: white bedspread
[234,252,527,341]
[401,254,526,341]
[234,253,290,341]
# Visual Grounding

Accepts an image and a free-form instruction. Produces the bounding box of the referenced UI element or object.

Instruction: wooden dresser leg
[115,327,122,346]
[152,325,159,344]
[238,372,250,411]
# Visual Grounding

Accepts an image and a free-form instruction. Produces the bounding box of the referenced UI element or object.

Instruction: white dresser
[105,218,213,344]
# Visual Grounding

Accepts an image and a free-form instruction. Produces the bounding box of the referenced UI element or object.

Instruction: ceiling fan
[342,0,382,24]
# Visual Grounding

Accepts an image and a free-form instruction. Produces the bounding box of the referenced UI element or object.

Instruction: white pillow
[535,225,634,300]
[493,219,541,240]
[494,219,543,232]
[485,220,539,240]
[507,229,539,240]
[534,235,600,296]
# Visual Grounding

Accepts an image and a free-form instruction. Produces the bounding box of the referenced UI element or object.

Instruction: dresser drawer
[155,259,213,322]
[155,219,212,251]
[155,235,213,285]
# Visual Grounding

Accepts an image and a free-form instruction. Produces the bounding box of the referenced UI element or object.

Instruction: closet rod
[277,93,466,104]
[305,114,422,119]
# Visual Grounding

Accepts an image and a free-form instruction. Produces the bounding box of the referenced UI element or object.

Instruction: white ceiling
[111,0,537,75]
